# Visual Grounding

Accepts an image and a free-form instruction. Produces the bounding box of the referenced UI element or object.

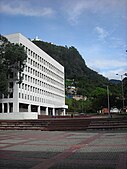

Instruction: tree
[90,87,107,98]
[0,35,27,94]
[90,87,108,112]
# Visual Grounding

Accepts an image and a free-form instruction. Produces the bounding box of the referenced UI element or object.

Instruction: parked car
[110,108,120,113]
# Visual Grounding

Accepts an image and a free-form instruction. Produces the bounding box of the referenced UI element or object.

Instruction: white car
[110,108,120,113]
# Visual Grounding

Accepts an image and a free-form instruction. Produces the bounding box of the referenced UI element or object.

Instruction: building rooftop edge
[5,33,64,70]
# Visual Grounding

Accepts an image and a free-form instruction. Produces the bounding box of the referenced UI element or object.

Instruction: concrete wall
[0,112,38,120]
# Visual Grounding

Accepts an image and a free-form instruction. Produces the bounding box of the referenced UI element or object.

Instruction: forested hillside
[33,40,124,113]
[33,40,108,85]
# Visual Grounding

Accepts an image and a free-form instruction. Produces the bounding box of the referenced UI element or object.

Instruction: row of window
[20,78,64,95]
[19,83,64,97]
[24,67,64,88]
[27,57,63,82]
[19,92,64,105]
[0,91,64,105]
[0,93,13,99]
[20,43,64,76]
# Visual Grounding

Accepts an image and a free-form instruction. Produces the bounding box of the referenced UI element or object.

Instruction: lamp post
[116,73,126,111]
[107,85,111,118]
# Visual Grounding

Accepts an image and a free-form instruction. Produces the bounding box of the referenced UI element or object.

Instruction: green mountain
[32,40,125,112]
[33,40,108,86]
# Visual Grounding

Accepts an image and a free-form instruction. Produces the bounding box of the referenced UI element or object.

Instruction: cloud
[85,44,127,69]
[110,37,127,49]
[102,67,127,80]
[62,0,95,24]
[88,58,127,79]
[91,58,127,69]
[95,26,109,41]
[62,0,127,24]
[82,43,127,79]
[0,0,55,17]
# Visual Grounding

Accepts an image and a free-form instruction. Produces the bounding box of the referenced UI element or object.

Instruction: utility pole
[107,85,111,118]
[116,73,127,111]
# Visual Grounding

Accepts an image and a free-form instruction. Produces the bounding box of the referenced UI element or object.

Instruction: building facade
[0,33,67,119]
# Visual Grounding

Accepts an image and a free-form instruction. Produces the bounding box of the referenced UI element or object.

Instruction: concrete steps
[86,118,127,130]
[0,117,127,131]
[46,119,90,131]
[0,120,49,130]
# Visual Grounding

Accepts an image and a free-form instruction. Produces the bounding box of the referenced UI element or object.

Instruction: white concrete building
[0,33,67,119]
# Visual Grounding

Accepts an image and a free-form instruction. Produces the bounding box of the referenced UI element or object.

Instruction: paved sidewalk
[0,130,127,169]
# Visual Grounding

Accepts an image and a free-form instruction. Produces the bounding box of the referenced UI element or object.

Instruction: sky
[0,0,127,80]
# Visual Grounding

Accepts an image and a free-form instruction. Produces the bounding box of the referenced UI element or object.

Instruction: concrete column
[46,107,48,115]
[13,81,19,112]
[13,102,19,112]
[38,106,40,115]
[7,103,9,113]
[63,109,66,116]
[52,108,55,116]
[2,103,4,113]
[28,104,31,112]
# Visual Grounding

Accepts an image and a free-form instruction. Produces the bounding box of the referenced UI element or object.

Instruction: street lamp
[116,73,127,111]
[107,85,111,118]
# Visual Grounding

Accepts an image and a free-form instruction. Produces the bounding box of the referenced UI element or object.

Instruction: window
[25,84,27,90]
[25,66,27,72]
[33,78,35,83]
[9,92,13,98]
[28,58,30,64]
[9,82,13,88]
[28,76,30,82]
[33,69,35,75]
[35,71,37,76]
[28,49,30,55]
[25,75,27,81]
[30,95,32,100]
[31,68,32,74]
[22,83,24,89]
[28,67,30,73]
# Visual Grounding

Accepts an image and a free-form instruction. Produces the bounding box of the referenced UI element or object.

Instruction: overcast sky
[0,0,127,80]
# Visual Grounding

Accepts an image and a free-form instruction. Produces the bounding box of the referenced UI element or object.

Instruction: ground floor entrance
[0,102,67,119]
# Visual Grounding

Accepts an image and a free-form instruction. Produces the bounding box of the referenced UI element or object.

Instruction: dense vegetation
[33,40,110,95]
[33,41,107,80]
[0,35,27,94]
[33,40,127,113]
